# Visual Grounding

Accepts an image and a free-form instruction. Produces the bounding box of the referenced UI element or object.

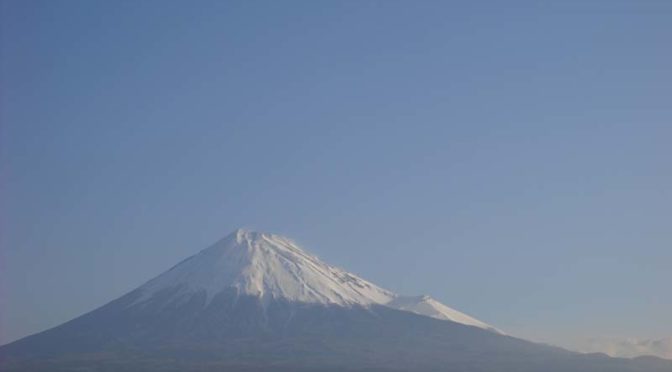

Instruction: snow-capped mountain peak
[135,229,395,306]
[133,229,496,332]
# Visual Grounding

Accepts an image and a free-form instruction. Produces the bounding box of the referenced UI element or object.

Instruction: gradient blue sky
[1,0,671,349]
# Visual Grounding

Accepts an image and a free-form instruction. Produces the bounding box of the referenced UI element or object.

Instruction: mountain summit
[2,229,670,372]
[134,229,395,307]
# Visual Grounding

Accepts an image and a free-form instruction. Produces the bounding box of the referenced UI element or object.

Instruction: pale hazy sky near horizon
[1,0,671,350]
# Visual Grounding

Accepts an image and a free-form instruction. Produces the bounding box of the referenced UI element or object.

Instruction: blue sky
[1,0,671,349]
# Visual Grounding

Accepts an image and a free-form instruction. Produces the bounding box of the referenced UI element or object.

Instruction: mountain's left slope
[1,229,670,372]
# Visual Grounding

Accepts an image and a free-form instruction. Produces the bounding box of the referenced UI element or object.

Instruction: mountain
[129,229,493,330]
[1,229,671,372]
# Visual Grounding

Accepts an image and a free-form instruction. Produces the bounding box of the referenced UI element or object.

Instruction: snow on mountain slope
[385,295,500,333]
[133,228,496,332]
[134,229,395,306]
